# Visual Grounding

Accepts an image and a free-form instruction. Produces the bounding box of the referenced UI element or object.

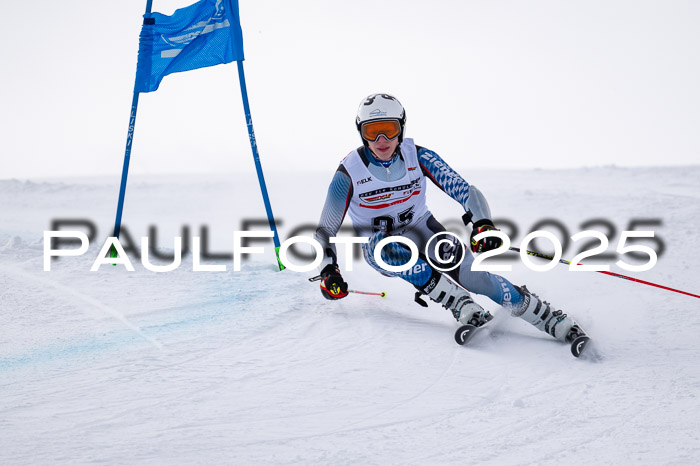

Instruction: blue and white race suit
[315,138,521,307]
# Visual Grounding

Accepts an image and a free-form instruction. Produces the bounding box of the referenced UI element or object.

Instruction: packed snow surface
[1,166,699,464]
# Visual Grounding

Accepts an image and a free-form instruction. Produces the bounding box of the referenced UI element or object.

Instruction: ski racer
[314,93,589,355]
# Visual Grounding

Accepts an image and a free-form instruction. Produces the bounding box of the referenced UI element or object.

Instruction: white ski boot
[421,273,492,327]
[512,285,591,357]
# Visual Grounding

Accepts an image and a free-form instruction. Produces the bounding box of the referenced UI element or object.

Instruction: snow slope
[1,166,700,464]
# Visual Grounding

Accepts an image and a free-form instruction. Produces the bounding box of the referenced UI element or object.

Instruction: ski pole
[348,289,387,298]
[308,275,386,298]
[510,247,700,299]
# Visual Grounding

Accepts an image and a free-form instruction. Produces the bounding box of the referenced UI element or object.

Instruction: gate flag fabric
[134,0,244,93]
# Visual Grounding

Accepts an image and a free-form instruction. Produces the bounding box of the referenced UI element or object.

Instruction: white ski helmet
[355,93,407,143]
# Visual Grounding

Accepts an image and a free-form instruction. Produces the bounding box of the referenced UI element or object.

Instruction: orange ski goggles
[361,120,402,142]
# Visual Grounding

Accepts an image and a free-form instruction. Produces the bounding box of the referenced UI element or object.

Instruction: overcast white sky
[1,0,698,179]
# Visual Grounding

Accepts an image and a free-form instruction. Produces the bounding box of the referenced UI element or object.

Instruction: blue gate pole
[113,92,140,241]
[236,60,285,271]
[111,0,154,252]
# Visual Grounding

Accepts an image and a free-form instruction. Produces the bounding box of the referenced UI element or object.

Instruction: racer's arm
[314,165,353,270]
[417,146,492,224]
[417,146,501,252]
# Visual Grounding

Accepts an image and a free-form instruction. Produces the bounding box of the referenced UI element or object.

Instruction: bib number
[372,206,415,233]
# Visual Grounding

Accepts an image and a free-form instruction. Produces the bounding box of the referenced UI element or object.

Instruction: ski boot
[513,285,591,358]
[417,273,493,345]
[418,272,492,326]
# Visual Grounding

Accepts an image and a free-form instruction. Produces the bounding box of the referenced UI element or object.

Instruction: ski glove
[320,264,349,300]
[470,219,503,253]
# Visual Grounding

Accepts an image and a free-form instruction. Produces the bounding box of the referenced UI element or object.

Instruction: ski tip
[454,324,478,345]
[571,335,603,361]
[571,336,590,358]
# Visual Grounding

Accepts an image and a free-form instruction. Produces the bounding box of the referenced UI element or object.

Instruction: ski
[567,324,600,359]
[454,310,494,346]
[571,335,603,361]
[456,321,599,360]
[570,335,590,358]
[454,324,481,346]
